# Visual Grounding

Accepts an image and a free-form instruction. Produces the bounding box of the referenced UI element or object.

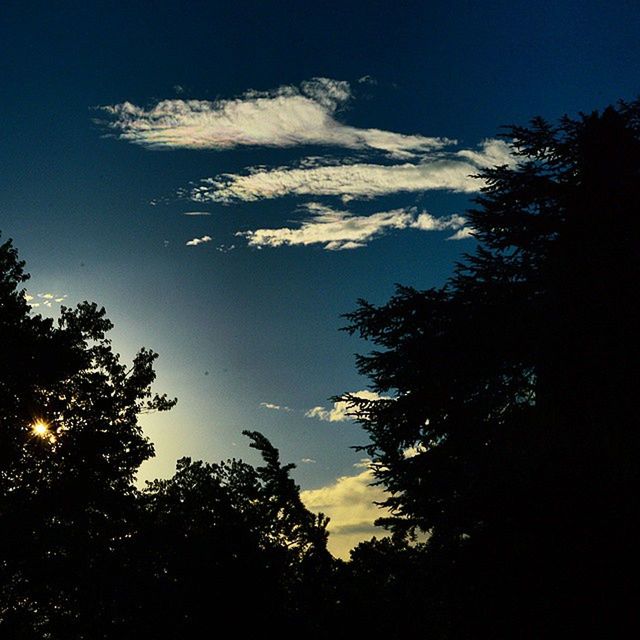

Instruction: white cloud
[190,139,513,204]
[182,211,211,216]
[259,402,292,412]
[305,389,386,422]
[300,458,317,464]
[185,235,212,246]
[237,204,468,251]
[447,226,474,240]
[98,78,449,158]
[301,462,389,559]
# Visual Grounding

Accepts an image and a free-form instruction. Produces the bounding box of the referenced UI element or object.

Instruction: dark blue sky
[2,0,639,554]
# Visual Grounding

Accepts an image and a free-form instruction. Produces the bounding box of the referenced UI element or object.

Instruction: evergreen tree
[341,100,640,637]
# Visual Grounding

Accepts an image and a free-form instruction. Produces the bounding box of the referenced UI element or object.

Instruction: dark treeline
[1,99,638,639]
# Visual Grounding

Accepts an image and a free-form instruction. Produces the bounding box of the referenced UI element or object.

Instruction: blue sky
[2,0,639,556]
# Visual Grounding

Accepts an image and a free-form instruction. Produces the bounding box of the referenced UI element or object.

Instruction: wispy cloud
[189,139,513,204]
[301,461,389,559]
[97,78,449,158]
[301,458,317,464]
[237,204,470,251]
[259,402,293,412]
[305,389,386,421]
[182,211,211,216]
[185,235,212,246]
[447,226,474,240]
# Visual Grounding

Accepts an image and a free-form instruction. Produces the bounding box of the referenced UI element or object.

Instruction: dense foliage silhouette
[340,99,640,637]
[1,235,176,637]
[0,235,334,638]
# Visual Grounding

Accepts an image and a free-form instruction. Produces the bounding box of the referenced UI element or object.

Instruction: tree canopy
[341,99,640,637]
[0,234,333,638]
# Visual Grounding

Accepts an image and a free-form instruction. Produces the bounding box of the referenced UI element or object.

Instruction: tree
[1,233,337,639]
[0,232,176,637]
[340,100,640,637]
[128,432,333,639]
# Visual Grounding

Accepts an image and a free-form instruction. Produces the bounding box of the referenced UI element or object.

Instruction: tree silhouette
[0,243,335,638]
[0,233,176,637]
[341,100,640,637]
[121,432,333,638]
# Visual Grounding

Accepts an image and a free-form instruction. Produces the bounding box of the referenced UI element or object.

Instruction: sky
[2,0,639,557]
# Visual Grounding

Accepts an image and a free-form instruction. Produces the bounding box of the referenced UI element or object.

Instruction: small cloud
[305,390,386,422]
[447,226,474,240]
[215,244,235,253]
[173,84,185,94]
[185,235,212,246]
[259,402,293,413]
[301,458,317,464]
[357,75,377,85]
[182,211,211,216]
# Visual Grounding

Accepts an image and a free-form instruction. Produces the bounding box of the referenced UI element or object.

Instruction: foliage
[0,235,334,638]
[0,232,178,637]
[341,100,640,636]
[130,434,332,638]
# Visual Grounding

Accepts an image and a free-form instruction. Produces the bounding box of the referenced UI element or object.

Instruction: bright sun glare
[32,420,50,437]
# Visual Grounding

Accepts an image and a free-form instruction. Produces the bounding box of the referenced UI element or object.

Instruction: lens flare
[32,420,50,437]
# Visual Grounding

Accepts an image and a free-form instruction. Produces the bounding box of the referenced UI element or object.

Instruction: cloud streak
[190,139,513,203]
[259,402,293,412]
[237,204,470,251]
[98,78,449,158]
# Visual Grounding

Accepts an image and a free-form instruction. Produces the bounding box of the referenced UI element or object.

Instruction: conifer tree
[341,100,640,637]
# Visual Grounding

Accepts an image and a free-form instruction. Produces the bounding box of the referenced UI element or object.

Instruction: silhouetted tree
[341,100,640,637]
[126,432,333,638]
[0,233,176,637]
[1,235,339,638]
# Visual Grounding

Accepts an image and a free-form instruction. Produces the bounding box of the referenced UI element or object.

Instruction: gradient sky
[2,0,639,556]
